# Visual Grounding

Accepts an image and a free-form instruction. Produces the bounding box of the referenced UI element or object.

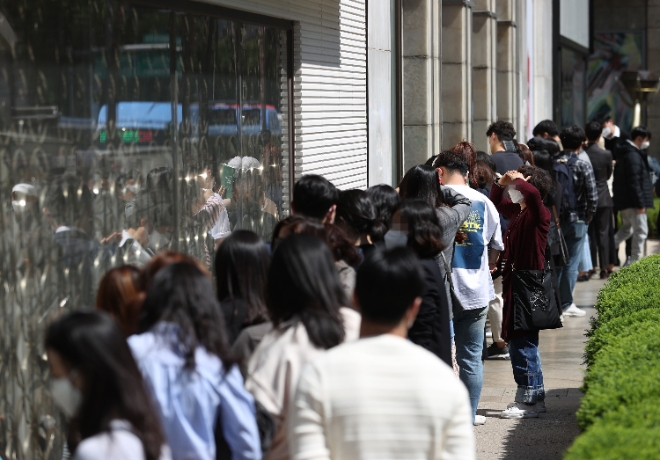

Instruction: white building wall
[206,0,368,190]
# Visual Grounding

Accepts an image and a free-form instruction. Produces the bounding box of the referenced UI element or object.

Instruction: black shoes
[486,343,510,360]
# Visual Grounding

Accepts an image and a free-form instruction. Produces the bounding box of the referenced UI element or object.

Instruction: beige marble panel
[403,57,432,126]
[403,124,434,171]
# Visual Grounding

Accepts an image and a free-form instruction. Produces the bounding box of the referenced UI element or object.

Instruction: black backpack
[553,155,578,221]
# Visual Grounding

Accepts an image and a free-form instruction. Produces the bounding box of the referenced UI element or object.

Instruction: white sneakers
[474,415,486,426]
[500,402,540,419]
[563,303,586,317]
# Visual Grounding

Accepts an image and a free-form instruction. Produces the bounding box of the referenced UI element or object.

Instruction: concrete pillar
[402,0,442,172]
[529,0,553,138]
[472,0,497,151]
[441,0,473,149]
[496,0,518,129]
[368,0,394,186]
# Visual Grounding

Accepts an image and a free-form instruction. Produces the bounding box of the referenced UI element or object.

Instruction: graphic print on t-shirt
[452,201,485,270]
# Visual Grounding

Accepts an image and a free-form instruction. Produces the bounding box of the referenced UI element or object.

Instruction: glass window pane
[0,1,291,457]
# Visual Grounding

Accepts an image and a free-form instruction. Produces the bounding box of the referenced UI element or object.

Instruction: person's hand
[507,171,526,182]
[488,262,498,274]
[637,208,646,214]
[217,185,227,198]
[101,232,123,245]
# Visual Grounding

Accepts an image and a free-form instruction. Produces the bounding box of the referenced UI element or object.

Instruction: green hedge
[565,255,660,459]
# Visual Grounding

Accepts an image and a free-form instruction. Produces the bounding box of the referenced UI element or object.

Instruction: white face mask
[12,200,27,214]
[602,127,612,138]
[50,376,82,419]
[507,186,525,204]
[641,141,650,150]
[147,230,171,251]
[384,229,408,249]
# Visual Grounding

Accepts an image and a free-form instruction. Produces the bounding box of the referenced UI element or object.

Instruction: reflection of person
[245,235,360,460]
[260,130,284,216]
[489,167,551,419]
[228,166,278,242]
[290,247,475,460]
[43,175,115,307]
[130,262,262,460]
[45,312,170,460]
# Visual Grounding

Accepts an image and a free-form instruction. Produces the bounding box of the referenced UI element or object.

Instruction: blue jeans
[557,220,587,308]
[509,331,545,404]
[453,306,488,420]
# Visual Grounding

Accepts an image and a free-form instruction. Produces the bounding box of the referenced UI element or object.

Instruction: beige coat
[245,308,361,460]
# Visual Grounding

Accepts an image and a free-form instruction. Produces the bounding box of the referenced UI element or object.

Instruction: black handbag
[511,263,563,332]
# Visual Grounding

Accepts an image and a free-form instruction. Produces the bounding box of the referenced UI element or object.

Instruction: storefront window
[0,1,290,457]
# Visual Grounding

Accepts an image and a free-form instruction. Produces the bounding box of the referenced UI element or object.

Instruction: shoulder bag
[550,205,569,267]
[511,260,563,332]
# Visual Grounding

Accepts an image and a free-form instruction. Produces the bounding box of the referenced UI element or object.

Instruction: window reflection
[0,1,290,457]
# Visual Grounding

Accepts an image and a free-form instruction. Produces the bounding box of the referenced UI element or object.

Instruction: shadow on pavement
[477,388,583,460]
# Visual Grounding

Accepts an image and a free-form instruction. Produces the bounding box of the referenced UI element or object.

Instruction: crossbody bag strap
[440,252,455,289]
[551,205,561,229]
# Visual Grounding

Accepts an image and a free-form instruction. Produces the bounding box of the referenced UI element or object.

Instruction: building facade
[0,0,561,458]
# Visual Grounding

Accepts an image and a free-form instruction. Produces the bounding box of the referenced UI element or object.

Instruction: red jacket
[489,179,550,340]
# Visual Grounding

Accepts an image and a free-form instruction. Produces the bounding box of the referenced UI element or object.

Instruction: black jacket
[407,258,451,366]
[586,143,614,208]
[612,141,654,210]
[491,150,524,175]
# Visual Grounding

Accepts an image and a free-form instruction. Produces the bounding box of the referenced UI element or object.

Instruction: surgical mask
[126,184,139,194]
[12,200,27,214]
[507,186,525,204]
[602,127,612,138]
[50,376,82,419]
[641,141,650,150]
[147,230,171,251]
[384,229,408,248]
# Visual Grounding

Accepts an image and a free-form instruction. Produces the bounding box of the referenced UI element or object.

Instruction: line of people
[41,117,655,459]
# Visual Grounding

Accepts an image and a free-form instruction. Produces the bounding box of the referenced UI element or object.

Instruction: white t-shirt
[73,420,171,460]
[290,335,475,460]
[445,184,503,310]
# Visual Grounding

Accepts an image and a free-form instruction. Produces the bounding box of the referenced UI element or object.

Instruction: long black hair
[267,234,346,349]
[396,199,447,258]
[139,262,235,370]
[398,165,445,208]
[215,230,270,326]
[366,184,401,231]
[45,312,165,460]
[335,189,387,243]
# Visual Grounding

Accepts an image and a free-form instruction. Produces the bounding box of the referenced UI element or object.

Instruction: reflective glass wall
[0,1,291,457]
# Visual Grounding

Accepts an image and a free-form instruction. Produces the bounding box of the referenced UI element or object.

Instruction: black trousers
[589,207,613,269]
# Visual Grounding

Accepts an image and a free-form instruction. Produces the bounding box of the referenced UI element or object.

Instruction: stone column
[402,0,442,172]
[472,0,497,151]
[441,0,473,149]
[496,0,518,129]
[529,0,553,137]
[368,0,394,186]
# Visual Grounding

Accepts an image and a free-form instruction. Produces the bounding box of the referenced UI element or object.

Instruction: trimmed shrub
[578,322,660,428]
[567,255,660,459]
[583,309,660,367]
[590,256,660,326]
[565,422,660,460]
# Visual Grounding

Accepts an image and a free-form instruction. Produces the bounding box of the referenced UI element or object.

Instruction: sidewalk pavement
[475,277,606,460]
